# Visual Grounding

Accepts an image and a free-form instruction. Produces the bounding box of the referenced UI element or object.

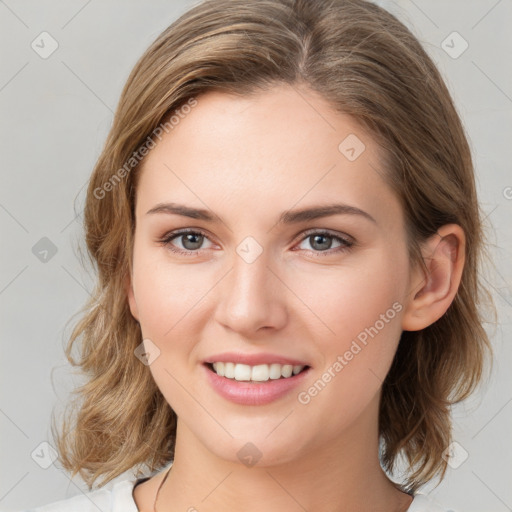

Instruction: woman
[25,0,493,510]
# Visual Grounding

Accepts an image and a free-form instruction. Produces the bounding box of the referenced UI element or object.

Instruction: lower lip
[203,364,310,406]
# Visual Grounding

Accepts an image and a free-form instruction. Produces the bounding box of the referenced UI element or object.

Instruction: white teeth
[212,362,225,377]
[224,362,235,379]
[281,364,293,378]
[251,364,270,382]
[211,362,306,381]
[269,363,282,380]
[292,365,303,375]
[234,363,252,381]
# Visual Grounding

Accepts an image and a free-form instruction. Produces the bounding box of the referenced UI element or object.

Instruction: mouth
[205,362,310,382]
[202,355,312,406]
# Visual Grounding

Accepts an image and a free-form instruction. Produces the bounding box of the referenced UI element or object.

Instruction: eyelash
[158,228,354,258]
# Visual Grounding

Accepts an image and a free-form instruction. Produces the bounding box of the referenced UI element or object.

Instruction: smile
[203,357,311,405]
[210,362,307,381]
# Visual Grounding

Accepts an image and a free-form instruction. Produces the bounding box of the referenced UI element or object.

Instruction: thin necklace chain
[153,464,173,512]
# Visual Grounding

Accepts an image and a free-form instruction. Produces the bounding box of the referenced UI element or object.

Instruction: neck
[155,396,411,512]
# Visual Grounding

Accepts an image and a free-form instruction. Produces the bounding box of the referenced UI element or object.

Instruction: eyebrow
[146,202,376,225]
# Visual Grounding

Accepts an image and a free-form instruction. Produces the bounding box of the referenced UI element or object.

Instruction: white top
[20,479,449,512]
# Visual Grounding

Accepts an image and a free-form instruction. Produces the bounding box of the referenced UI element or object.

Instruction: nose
[213,246,288,336]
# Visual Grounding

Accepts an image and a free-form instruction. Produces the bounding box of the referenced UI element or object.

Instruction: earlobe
[401,224,465,332]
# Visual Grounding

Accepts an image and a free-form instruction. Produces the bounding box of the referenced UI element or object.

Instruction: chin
[193,422,309,469]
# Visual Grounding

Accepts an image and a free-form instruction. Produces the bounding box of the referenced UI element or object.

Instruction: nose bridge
[233,244,269,297]
[229,239,273,310]
[215,236,285,333]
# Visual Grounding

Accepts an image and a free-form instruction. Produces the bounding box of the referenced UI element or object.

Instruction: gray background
[1,1,511,511]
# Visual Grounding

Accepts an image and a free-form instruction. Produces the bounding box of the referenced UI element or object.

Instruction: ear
[401,224,465,331]
[125,272,140,322]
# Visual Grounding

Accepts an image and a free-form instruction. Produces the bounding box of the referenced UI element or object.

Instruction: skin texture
[127,83,465,512]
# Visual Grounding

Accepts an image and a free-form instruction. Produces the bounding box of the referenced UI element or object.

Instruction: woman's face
[128,84,416,466]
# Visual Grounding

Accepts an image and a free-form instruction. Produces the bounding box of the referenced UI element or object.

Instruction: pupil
[183,233,203,250]
[311,234,331,251]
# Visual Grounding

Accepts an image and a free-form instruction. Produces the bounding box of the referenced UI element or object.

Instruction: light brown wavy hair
[52,0,495,494]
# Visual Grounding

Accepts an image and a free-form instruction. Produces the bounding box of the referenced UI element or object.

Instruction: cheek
[132,244,211,340]
[293,249,409,407]
[298,253,406,344]
[281,253,408,450]
[131,246,211,415]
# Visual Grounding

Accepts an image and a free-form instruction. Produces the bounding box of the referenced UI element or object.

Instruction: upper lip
[204,352,310,367]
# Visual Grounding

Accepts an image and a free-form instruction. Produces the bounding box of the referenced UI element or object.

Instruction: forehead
[135,84,402,230]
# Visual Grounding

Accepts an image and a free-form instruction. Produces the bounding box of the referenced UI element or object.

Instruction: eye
[158,228,354,257]
[159,229,214,256]
[295,230,354,257]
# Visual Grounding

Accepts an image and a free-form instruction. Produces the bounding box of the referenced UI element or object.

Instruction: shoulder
[17,479,139,512]
[408,493,453,512]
